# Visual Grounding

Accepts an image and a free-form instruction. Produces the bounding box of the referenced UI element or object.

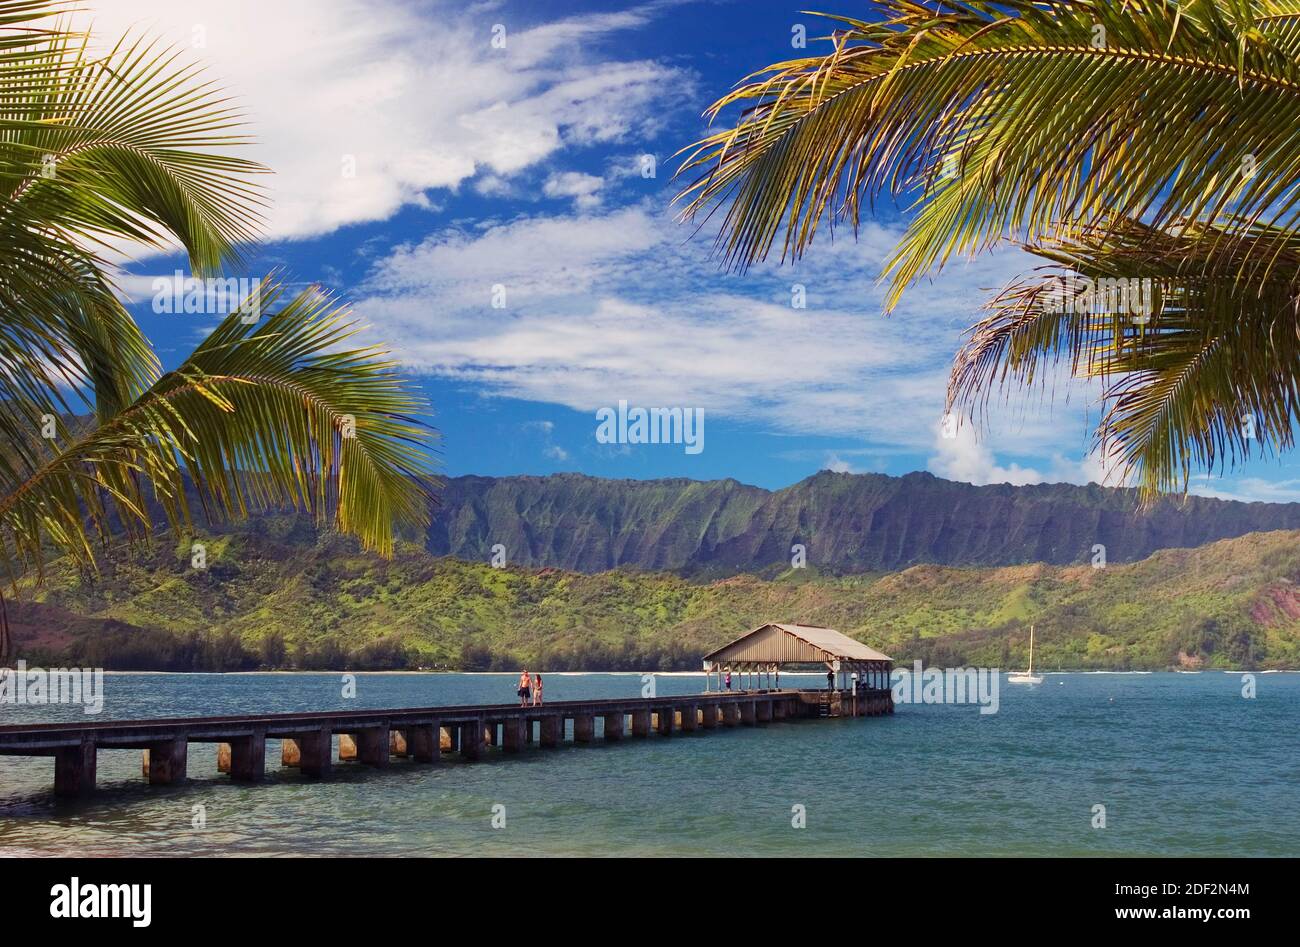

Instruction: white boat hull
[1007,673,1043,684]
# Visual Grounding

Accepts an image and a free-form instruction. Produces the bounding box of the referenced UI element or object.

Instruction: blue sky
[91,0,1299,500]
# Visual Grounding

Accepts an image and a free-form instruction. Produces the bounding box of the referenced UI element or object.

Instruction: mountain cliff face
[426,470,1300,574]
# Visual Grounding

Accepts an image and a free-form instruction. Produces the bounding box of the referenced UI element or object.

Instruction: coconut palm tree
[677,0,1300,499]
[0,2,436,661]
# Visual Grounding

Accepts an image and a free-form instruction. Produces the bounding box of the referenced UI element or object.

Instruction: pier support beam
[357,727,391,767]
[680,703,698,732]
[631,709,651,737]
[229,729,266,782]
[143,736,188,785]
[217,742,232,773]
[298,729,332,778]
[722,703,741,727]
[460,719,483,760]
[740,701,756,726]
[603,713,624,741]
[773,699,787,720]
[756,700,772,723]
[54,740,96,798]
[409,724,440,763]
[502,717,526,753]
[540,716,561,747]
[281,738,302,767]
[574,714,595,743]
[656,709,674,736]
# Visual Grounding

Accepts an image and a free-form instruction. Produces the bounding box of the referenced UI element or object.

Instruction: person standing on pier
[533,674,543,706]
[724,668,732,691]
[517,669,532,707]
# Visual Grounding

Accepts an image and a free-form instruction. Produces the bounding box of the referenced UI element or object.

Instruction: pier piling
[298,729,332,778]
[460,719,483,760]
[701,703,719,729]
[358,727,390,767]
[409,724,439,763]
[143,736,187,785]
[574,714,595,743]
[502,717,526,752]
[680,703,699,732]
[229,729,266,782]
[540,716,561,747]
[54,740,96,798]
[603,713,624,741]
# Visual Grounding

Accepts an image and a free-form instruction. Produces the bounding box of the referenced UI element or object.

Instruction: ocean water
[0,671,1296,857]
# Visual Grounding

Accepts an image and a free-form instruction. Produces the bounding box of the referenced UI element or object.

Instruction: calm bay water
[1,671,1296,856]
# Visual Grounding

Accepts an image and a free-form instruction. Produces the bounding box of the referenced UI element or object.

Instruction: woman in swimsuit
[532,673,543,706]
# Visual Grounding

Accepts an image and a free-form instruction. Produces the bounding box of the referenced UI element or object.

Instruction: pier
[0,622,895,797]
[0,687,893,797]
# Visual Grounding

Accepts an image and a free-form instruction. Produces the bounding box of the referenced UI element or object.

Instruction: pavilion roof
[702,623,892,668]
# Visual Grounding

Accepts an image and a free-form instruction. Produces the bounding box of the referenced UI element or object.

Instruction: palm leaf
[676,1,1300,306]
[949,217,1300,495]
[0,279,438,589]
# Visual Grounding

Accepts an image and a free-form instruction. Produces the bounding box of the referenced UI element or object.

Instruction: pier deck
[0,688,893,796]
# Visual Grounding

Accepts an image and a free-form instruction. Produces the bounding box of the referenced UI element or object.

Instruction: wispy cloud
[1189,476,1300,504]
[76,0,688,243]
[355,201,1110,471]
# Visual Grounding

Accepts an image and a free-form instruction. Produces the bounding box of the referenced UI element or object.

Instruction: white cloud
[73,0,685,244]
[1189,476,1300,504]
[354,202,1108,458]
[927,425,1046,486]
[927,406,1134,487]
[543,171,605,209]
[823,453,861,474]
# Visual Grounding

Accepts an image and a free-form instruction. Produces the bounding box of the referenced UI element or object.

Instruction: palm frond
[0,280,439,588]
[676,0,1300,307]
[949,217,1300,496]
[0,1,267,483]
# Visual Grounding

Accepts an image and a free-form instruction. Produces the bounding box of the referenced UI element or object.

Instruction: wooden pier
[0,688,892,797]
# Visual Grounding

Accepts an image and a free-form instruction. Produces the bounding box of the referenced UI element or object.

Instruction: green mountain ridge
[428,470,1300,574]
[13,517,1300,672]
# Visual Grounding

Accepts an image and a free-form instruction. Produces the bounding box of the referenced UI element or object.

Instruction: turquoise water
[0,671,1296,856]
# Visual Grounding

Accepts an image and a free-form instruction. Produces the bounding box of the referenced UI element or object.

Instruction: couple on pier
[517,669,543,707]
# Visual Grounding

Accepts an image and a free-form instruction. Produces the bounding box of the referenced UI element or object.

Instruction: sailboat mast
[1028,623,1035,674]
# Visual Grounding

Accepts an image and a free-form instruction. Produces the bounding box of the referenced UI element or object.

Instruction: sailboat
[1008,624,1044,684]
